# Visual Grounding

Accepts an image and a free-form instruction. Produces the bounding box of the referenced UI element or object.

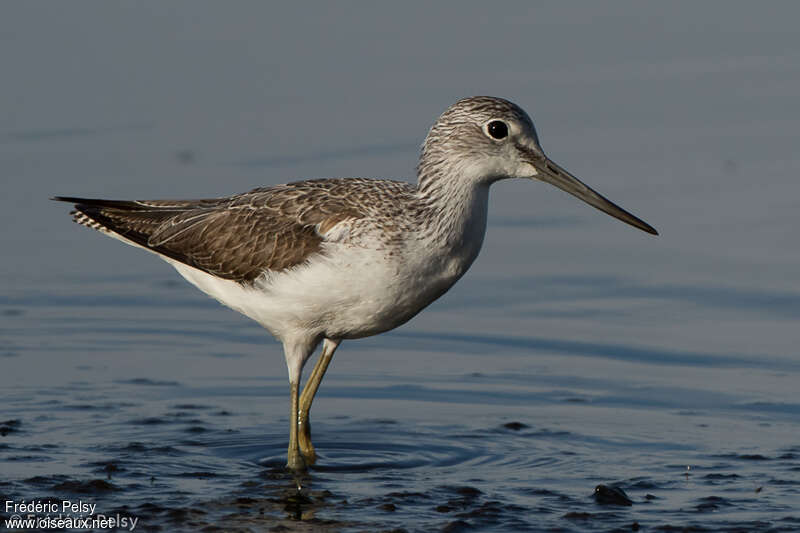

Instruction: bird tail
[52,196,202,251]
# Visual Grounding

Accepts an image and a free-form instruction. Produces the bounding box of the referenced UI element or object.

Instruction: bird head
[419,96,657,235]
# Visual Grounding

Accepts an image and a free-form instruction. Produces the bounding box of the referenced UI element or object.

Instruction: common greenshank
[55,96,657,471]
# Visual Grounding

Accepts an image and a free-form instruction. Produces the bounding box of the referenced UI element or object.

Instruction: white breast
[165,182,491,344]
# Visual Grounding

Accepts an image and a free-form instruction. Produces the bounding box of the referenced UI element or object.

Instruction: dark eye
[487,120,508,140]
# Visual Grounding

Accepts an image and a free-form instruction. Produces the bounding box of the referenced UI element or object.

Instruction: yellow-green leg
[286,380,306,472]
[298,338,340,464]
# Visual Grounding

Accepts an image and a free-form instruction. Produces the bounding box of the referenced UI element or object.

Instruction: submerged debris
[593,484,633,506]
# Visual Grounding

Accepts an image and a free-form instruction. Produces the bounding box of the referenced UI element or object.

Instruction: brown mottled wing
[54,184,364,283]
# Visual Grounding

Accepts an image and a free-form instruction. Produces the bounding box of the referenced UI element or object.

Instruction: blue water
[2,3,800,531]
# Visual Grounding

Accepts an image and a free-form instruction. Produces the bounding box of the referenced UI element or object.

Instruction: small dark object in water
[503,421,529,431]
[379,503,396,512]
[103,463,119,479]
[593,484,633,506]
[453,486,482,498]
[0,419,21,436]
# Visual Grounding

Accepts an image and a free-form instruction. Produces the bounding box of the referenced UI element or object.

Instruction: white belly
[165,240,472,344]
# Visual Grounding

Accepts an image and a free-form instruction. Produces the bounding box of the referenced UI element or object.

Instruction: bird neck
[414,167,491,259]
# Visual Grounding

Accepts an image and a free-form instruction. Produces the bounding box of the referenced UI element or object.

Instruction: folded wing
[54,184,364,283]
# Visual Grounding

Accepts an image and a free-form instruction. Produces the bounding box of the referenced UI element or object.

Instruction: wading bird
[55,96,657,471]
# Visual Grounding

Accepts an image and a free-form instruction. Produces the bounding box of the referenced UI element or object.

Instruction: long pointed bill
[535,157,658,235]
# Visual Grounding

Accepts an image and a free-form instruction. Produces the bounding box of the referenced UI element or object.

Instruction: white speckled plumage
[55,96,657,471]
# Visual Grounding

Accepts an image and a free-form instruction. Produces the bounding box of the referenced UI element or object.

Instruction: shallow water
[3,272,799,531]
[3,2,800,532]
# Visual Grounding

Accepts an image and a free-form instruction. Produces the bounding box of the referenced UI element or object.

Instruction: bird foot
[286,447,307,473]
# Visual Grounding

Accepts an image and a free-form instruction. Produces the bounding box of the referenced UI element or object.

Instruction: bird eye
[486,120,509,140]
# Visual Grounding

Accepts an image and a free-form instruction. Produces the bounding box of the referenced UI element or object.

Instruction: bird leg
[286,380,306,472]
[298,338,340,464]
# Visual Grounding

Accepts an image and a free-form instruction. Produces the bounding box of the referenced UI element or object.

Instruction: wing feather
[53,182,368,283]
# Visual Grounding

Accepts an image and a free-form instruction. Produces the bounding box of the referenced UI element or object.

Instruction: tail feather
[51,195,209,256]
[52,196,149,211]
